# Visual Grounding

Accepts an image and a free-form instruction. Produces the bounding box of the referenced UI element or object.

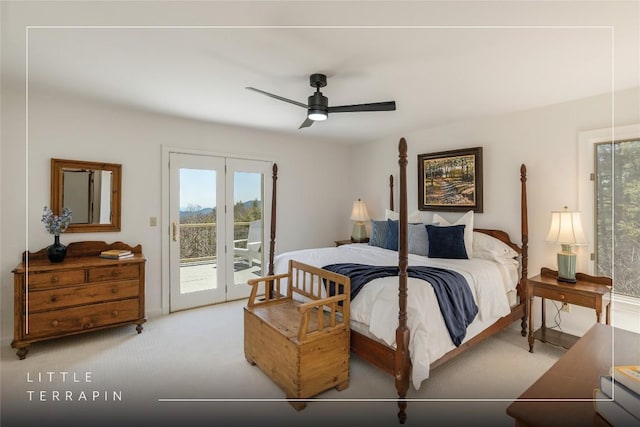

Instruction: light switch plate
[149,217,157,227]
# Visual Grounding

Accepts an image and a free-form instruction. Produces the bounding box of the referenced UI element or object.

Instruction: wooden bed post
[389,174,394,212]
[268,163,278,297]
[520,164,528,336]
[395,138,410,424]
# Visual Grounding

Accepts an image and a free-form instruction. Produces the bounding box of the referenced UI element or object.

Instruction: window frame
[578,124,640,301]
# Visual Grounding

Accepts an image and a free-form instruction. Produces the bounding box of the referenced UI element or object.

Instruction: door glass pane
[595,139,640,298]
[179,168,218,295]
[232,171,264,285]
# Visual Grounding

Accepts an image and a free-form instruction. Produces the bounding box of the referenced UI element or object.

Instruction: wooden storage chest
[244,260,351,409]
[11,241,146,359]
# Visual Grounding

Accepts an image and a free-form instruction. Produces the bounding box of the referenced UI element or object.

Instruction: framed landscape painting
[417,147,483,212]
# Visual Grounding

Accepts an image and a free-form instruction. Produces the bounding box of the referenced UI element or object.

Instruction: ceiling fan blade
[245,87,307,109]
[298,117,314,129]
[329,101,396,113]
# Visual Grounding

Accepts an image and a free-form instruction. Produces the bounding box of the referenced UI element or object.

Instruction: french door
[168,152,272,312]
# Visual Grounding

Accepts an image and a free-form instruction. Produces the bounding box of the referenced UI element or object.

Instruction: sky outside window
[179,169,261,210]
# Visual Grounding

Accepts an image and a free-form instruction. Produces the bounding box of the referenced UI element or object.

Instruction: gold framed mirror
[50,159,122,233]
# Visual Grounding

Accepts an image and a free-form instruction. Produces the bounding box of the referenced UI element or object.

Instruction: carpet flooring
[0,299,565,427]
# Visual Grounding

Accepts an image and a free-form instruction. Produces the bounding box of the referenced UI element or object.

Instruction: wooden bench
[244,260,351,410]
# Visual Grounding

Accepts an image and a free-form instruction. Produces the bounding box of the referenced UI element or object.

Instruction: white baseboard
[145,308,163,319]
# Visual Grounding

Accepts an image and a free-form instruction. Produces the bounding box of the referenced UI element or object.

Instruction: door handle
[172,222,178,241]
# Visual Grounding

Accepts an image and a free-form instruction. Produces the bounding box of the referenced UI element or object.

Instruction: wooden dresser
[11,241,146,359]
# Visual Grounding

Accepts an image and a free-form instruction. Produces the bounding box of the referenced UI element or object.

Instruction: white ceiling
[21,10,640,143]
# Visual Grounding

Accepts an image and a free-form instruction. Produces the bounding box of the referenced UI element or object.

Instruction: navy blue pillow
[425,224,468,259]
[369,220,388,248]
[385,219,399,251]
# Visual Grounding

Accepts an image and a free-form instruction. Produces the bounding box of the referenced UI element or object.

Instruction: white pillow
[385,209,423,223]
[472,231,518,263]
[432,210,474,258]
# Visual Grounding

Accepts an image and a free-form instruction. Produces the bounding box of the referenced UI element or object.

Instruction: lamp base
[557,248,577,284]
[351,222,368,243]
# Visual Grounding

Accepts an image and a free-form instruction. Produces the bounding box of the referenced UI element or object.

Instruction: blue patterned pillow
[369,220,388,248]
[425,224,468,259]
[385,219,399,251]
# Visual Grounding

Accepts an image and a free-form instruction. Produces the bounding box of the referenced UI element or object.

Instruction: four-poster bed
[257,137,529,423]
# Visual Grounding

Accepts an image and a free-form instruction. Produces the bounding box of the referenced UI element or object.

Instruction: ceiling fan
[246,73,396,129]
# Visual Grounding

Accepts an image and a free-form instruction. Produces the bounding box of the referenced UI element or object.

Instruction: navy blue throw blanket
[322,263,478,346]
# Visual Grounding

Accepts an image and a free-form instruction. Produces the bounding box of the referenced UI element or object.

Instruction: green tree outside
[596,139,640,298]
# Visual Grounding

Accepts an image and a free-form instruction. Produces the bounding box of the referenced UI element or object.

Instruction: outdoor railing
[179,221,253,265]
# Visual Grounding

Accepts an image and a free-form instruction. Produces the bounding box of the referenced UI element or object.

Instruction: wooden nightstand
[335,238,368,247]
[527,267,611,353]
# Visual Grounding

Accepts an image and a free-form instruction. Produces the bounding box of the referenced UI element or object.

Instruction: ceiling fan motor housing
[308,92,329,118]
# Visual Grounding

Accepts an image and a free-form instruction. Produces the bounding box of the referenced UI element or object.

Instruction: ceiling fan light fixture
[307,91,328,121]
[308,110,328,121]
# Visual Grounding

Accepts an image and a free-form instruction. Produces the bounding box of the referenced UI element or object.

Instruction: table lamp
[350,199,370,243]
[545,207,588,283]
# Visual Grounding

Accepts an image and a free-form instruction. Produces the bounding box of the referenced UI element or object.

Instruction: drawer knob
[111,287,118,294]
[50,296,57,303]
[559,294,565,300]
[81,317,92,329]
[51,276,59,283]
[112,310,119,317]
[111,271,120,277]
[50,320,59,327]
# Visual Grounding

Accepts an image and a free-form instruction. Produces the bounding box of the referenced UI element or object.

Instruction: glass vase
[47,235,67,263]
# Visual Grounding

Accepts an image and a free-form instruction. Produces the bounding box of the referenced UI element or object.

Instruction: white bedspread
[273,243,514,389]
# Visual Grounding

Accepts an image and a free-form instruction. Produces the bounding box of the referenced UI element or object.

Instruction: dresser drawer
[89,264,139,282]
[27,270,85,290]
[25,299,140,338]
[534,286,595,307]
[28,280,140,312]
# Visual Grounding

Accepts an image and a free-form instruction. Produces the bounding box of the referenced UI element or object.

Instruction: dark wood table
[506,323,640,427]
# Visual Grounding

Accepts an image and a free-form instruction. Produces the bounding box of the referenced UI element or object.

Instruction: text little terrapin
[25,371,122,402]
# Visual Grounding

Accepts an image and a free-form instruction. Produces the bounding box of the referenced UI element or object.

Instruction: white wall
[0,82,352,340]
[349,87,640,336]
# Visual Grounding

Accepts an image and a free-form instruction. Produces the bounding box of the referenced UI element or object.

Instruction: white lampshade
[545,207,588,245]
[350,199,370,222]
